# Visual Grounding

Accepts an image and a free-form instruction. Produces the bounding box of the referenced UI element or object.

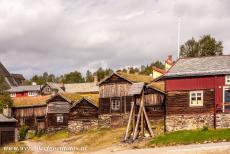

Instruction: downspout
[214,76,217,129]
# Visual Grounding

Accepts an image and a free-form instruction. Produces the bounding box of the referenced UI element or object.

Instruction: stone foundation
[98,114,111,128]
[166,114,214,132]
[216,113,230,128]
[46,126,68,133]
[68,120,98,132]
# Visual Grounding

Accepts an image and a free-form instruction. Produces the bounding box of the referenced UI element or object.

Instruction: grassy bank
[32,127,126,151]
[149,128,230,146]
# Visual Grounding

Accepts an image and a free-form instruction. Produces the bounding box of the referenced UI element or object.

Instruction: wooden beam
[133,91,145,140]
[143,107,154,137]
[124,101,134,140]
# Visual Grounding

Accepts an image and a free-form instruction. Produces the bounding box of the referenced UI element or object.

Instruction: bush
[19,125,29,140]
[35,129,44,137]
[202,126,209,131]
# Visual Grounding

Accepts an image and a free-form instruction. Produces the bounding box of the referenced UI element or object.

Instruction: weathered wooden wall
[69,99,98,120]
[47,113,69,127]
[13,106,46,129]
[99,83,131,98]
[166,89,214,115]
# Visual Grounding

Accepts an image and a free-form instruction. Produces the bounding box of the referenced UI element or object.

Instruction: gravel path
[87,142,230,154]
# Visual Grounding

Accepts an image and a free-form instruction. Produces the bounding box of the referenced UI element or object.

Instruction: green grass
[33,130,69,141]
[149,128,230,146]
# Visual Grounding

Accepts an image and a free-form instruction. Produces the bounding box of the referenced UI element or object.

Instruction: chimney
[3,105,12,118]
[93,75,98,83]
[165,55,173,71]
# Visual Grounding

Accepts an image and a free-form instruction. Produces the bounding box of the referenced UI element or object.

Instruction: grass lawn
[149,128,230,146]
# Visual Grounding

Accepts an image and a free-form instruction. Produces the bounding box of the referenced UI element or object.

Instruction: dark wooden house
[41,82,65,95]
[69,97,99,131]
[70,98,98,120]
[0,107,17,146]
[99,72,153,114]
[46,93,71,131]
[163,55,230,131]
[12,95,50,129]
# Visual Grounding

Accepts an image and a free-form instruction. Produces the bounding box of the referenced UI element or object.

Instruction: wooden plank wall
[166,89,214,115]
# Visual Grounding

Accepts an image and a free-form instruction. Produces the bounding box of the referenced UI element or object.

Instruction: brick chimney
[165,55,173,71]
[3,105,12,118]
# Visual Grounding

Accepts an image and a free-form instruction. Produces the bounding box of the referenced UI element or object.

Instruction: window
[56,114,63,123]
[45,87,50,93]
[190,91,203,106]
[28,91,37,96]
[226,75,230,85]
[10,92,16,97]
[83,109,88,113]
[111,99,120,111]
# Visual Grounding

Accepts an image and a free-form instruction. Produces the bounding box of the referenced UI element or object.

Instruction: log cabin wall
[99,74,133,114]
[13,106,46,129]
[69,99,98,120]
[47,113,69,128]
[166,89,214,115]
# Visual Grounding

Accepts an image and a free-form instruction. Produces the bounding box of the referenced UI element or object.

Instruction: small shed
[0,107,17,146]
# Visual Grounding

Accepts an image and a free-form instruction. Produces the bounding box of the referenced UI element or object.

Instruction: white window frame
[28,91,36,96]
[189,91,203,107]
[111,99,120,111]
[10,92,16,97]
[56,114,64,123]
[225,75,230,85]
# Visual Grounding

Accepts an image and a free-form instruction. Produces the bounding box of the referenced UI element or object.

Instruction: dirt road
[87,142,230,154]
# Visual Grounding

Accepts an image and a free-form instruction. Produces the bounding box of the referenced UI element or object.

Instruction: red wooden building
[163,55,230,131]
[8,85,41,97]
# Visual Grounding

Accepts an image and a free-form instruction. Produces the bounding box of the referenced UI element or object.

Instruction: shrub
[19,125,29,140]
[202,126,209,131]
[35,129,44,137]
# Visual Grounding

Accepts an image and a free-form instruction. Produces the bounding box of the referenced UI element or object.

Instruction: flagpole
[177,16,181,59]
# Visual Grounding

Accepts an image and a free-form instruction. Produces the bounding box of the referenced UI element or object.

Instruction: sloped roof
[99,72,153,85]
[152,66,166,74]
[165,55,230,78]
[12,95,51,108]
[8,85,41,92]
[64,82,99,93]
[0,114,17,122]
[62,92,99,106]
[147,81,165,93]
[44,82,65,93]
[128,82,145,95]
[117,72,153,83]
[11,73,25,80]
[71,97,99,108]
[0,62,18,87]
[47,101,70,113]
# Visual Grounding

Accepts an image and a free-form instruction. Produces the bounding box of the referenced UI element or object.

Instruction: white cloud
[0,0,230,78]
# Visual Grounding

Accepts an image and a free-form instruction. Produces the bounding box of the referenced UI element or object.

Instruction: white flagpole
[177,16,181,59]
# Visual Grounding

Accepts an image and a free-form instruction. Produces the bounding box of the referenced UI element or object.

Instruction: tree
[180,35,223,58]
[0,75,13,112]
[94,67,113,81]
[151,61,165,70]
[63,71,85,83]
[85,70,94,82]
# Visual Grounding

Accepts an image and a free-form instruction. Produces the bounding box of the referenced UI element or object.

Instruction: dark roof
[11,73,25,80]
[128,82,145,95]
[165,55,230,78]
[71,97,99,108]
[0,114,17,122]
[42,82,65,93]
[8,85,41,92]
[99,72,153,85]
[47,101,71,113]
[0,62,20,87]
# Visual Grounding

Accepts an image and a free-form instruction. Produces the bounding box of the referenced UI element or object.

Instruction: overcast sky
[1,0,230,79]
